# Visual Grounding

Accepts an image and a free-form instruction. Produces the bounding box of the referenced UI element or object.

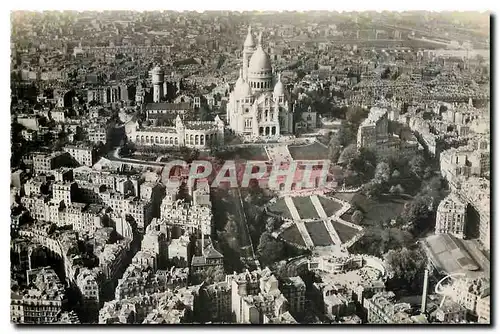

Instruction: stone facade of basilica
[226,27,294,139]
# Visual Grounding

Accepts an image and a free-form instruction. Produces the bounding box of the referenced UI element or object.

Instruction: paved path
[284,196,314,248]
[310,195,327,219]
[310,195,343,246]
[344,231,365,248]
[106,147,166,167]
[323,219,343,246]
[335,216,364,232]
[295,221,315,249]
[284,196,301,221]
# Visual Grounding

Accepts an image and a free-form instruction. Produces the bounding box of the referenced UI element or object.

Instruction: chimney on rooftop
[421,269,429,314]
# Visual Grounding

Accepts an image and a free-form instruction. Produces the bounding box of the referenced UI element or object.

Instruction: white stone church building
[226,27,294,139]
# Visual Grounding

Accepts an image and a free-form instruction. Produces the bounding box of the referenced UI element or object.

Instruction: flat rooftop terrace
[422,234,486,278]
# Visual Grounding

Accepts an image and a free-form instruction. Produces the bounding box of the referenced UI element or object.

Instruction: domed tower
[242,26,256,81]
[247,32,273,92]
[151,65,164,103]
[273,73,285,103]
[234,67,252,98]
[234,68,245,93]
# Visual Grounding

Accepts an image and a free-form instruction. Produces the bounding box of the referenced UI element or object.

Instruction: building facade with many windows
[435,193,467,238]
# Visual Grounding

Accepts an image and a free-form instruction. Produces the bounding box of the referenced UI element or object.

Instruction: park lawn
[347,193,410,227]
[267,198,294,220]
[217,146,269,161]
[332,192,358,203]
[318,195,343,217]
[280,224,306,247]
[306,221,333,246]
[331,220,359,244]
[288,142,329,160]
[242,146,269,161]
[293,196,320,220]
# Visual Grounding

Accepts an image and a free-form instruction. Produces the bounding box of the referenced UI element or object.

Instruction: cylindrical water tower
[152,65,164,103]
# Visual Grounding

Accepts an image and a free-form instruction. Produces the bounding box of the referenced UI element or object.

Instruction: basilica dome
[248,47,272,74]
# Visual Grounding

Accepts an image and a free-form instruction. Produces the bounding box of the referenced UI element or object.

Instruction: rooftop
[360,107,388,127]
[185,121,218,131]
[145,102,191,111]
[423,234,480,275]
[437,299,465,314]
[138,126,178,134]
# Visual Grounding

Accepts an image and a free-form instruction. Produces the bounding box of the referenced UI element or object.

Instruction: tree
[363,180,383,199]
[351,147,377,179]
[296,70,306,81]
[419,176,446,211]
[336,124,355,147]
[391,169,401,179]
[257,232,285,266]
[352,210,364,224]
[338,144,358,166]
[374,162,391,183]
[389,184,405,195]
[423,166,434,180]
[343,170,362,187]
[192,265,226,285]
[181,147,200,163]
[400,195,431,226]
[409,155,426,179]
[381,67,391,79]
[265,216,278,233]
[385,246,427,290]
[327,124,355,164]
[346,106,368,126]
[328,144,341,165]
[439,105,448,114]
[349,227,413,257]
[199,105,212,121]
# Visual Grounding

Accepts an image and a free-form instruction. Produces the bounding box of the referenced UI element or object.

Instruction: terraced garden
[292,196,320,220]
[306,221,333,246]
[280,225,306,247]
[318,196,343,217]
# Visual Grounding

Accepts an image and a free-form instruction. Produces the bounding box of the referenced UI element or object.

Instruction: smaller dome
[235,68,244,86]
[244,26,255,48]
[238,81,252,97]
[273,73,285,96]
[233,68,245,93]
